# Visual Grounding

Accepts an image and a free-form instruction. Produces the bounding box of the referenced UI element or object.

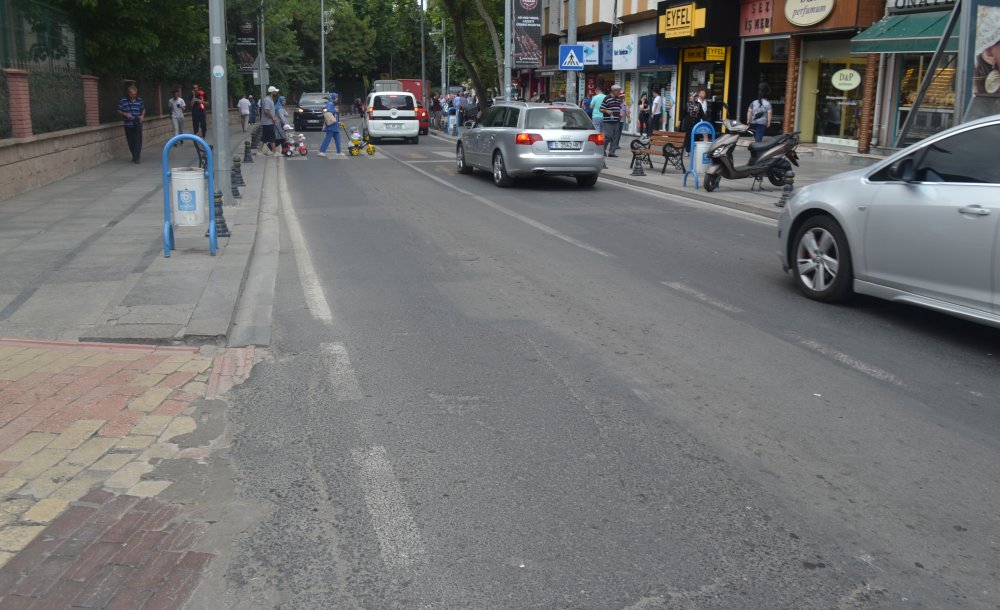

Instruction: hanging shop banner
[613,35,639,70]
[235,21,257,74]
[581,41,600,65]
[740,0,773,36]
[514,0,543,68]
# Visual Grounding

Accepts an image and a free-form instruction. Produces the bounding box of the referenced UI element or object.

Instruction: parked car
[456,102,605,188]
[416,102,429,135]
[293,92,328,131]
[778,113,1000,328]
[363,91,419,144]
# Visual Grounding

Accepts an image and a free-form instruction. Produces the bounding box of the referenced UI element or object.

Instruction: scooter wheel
[366,145,376,156]
[704,173,721,192]
[299,149,308,156]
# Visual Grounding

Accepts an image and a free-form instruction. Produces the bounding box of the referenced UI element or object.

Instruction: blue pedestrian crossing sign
[559,45,585,71]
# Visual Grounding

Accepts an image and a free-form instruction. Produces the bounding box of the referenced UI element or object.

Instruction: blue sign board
[559,45,585,71]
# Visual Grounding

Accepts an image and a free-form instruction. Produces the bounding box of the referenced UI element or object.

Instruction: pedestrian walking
[637,93,650,136]
[248,94,257,125]
[275,95,292,153]
[649,89,662,137]
[600,84,624,156]
[190,86,208,138]
[746,84,773,143]
[683,88,708,151]
[168,87,185,145]
[318,92,342,157]
[259,85,279,155]
[590,87,607,133]
[117,84,145,164]
[238,94,252,131]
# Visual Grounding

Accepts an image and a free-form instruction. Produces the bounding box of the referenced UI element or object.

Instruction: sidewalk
[430,128,883,220]
[0,124,265,345]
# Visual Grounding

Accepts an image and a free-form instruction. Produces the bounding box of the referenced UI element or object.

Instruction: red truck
[396,79,429,105]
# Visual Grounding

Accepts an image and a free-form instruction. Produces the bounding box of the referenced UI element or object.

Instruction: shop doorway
[801,58,866,147]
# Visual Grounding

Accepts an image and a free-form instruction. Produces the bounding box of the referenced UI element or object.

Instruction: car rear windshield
[525,108,594,130]
[373,95,415,111]
[299,94,327,105]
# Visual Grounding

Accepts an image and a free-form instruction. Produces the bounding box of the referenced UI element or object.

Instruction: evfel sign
[659,3,706,39]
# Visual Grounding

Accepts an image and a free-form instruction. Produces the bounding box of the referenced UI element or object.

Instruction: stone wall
[0,110,239,201]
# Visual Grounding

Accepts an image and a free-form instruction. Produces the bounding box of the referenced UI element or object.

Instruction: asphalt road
[217,128,1000,608]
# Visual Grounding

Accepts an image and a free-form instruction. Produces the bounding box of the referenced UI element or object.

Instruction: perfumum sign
[785,0,835,27]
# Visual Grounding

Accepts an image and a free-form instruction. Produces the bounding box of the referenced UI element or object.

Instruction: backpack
[751,99,767,124]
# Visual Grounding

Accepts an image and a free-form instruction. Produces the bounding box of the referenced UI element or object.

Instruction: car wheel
[792,215,853,303]
[493,151,514,187]
[704,173,721,192]
[411,135,419,145]
[456,143,473,174]
[576,174,598,187]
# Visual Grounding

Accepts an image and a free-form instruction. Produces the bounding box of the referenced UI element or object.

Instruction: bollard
[231,175,241,199]
[243,140,254,163]
[775,170,795,208]
[250,126,260,149]
[233,157,245,186]
[630,158,646,177]
[206,191,231,238]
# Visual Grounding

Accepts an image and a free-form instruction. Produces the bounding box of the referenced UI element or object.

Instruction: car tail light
[588,134,605,146]
[515,133,543,145]
[367,107,374,120]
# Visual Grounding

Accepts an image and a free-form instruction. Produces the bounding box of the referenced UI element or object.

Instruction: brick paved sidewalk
[0,338,254,608]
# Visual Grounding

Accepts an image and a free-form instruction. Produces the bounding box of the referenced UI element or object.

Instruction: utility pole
[566,0,577,105]
[420,0,426,107]
[321,0,326,92]
[259,0,268,102]
[503,0,512,100]
[209,0,230,203]
[441,18,447,95]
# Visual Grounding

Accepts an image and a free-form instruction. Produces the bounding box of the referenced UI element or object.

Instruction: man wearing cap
[190,86,208,138]
[260,85,279,155]
[599,84,625,157]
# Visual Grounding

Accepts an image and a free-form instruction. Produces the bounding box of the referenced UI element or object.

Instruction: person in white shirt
[237,94,252,131]
[168,88,185,146]
[650,91,662,137]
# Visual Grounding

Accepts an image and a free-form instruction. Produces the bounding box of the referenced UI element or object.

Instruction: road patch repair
[0,338,253,607]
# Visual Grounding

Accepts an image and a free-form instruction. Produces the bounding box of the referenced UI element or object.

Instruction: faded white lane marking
[792,334,906,387]
[278,161,334,324]
[380,148,612,258]
[661,281,744,314]
[321,342,363,400]
[351,446,425,570]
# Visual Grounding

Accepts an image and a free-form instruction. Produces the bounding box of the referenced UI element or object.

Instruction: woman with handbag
[318,93,342,157]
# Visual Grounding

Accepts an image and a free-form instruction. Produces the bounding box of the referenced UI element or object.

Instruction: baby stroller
[342,124,376,156]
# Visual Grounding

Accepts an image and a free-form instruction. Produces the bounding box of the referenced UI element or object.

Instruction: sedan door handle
[958,206,991,216]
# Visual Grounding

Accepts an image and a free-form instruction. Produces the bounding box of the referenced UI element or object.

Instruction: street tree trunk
[440,0,487,102]
[473,0,504,94]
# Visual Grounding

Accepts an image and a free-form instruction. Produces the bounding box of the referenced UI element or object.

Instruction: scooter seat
[747,137,779,157]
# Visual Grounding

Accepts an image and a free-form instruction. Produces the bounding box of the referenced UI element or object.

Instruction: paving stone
[138,443,179,462]
[49,474,102,502]
[21,463,86,499]
[130,415,172,437]
[111,529,167,568]
[65,437,118,467]
[104,461,154,490]
[6,448,69,479]
[128,387,173,413]
[115,435,156,451]
[70,563,132,608]
[32,577,84,607]
[37,504,96,540]
[10,553,73,596]
[62,541,122,582]
[49,418,106,449]
[121,549,182,590]
[0,550,13,567]
[99,410,142,437]
[21,498,70,524]
[0,477,25,496]
[90,453,135,472]
[159,416,196,443]
[0,432,57,461]
[106,586,155,610]
[126,480,173,498]
[0,525,46,552]
[131,373,166,388]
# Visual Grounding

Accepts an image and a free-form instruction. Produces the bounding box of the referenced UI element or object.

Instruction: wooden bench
[630,130,686,174]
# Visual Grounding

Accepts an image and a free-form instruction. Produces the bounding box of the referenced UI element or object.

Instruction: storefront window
[815,61,865,142]
[896,54,957,145]
[638,71,676,131]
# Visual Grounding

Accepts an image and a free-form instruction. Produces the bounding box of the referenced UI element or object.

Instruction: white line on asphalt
[278,161,334,324]
[791,334,906,387]
[351,445,426,570]
[661,281,744,314]
[380,148,613,258]
[321,342,363,400]
[604,179,776,226]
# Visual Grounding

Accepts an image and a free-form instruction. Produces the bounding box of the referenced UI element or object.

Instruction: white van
[363,91,419,144]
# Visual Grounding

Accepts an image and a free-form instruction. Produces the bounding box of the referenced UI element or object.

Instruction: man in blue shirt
[117,85,145,164]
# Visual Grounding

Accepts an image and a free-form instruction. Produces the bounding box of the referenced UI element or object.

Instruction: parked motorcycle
[703,119,800,192]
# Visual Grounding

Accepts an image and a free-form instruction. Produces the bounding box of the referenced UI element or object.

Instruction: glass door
[815,60,866,143]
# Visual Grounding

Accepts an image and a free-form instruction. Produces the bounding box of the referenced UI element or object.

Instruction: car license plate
[386,123,402,129]
[549,141,581,150]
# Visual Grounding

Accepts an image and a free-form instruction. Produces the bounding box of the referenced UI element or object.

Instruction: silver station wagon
[456,102,606,187]
[778,114,1000,328]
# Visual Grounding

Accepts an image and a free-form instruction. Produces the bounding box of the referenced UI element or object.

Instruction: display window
[814,60,866,144]
[895,53,957,145]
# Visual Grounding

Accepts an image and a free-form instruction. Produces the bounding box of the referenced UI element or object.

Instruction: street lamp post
[420,0,426,107]
[321,0,326,92]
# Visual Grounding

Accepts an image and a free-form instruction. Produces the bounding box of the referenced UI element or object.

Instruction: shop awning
[851,12,959,54]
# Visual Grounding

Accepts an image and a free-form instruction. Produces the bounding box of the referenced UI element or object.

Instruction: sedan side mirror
[887,158,917,183]
[464,120,476,129]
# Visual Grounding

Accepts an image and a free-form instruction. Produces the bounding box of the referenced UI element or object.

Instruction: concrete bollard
[232,157,246,186]
[206,191,231,238]
[243,140,254,163]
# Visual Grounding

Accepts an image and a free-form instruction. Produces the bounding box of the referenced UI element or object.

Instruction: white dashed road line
[278,160,334,324]
[661,281,744,314]
[321,342,363,401]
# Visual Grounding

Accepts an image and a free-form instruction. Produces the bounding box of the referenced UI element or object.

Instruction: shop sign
[740,1,772,36]
[513,0,543,68]
[831,68,862,91]
[660,3,706,39]
[613,34,639,70]
[580,41,600,65]
[888,0,955,13]
[784,0,835,27]
[683,47,705,61]
[705,46,726,60]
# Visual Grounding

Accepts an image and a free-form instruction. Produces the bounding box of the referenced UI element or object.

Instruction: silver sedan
[778,114,1000,328]
[456,102,606,187]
